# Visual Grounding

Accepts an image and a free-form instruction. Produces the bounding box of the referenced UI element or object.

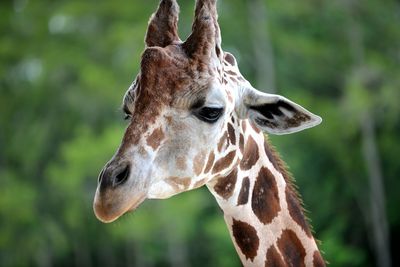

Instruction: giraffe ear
[239,87,322,135]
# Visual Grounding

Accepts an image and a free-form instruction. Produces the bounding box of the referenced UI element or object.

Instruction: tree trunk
[73,238,93,267]
[34,241,53,267]
[127,239,155,267]
[245,0,276,93]
[342,0,391,266]
[165,232,190,267]
[360,112,391,267]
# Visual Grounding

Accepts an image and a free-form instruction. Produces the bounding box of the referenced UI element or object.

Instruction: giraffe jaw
[147,180,183,199]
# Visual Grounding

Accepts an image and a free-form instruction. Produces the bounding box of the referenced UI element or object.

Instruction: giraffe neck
[207,120,325,267]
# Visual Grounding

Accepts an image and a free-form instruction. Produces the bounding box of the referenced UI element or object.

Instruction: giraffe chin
[93,195,146,223]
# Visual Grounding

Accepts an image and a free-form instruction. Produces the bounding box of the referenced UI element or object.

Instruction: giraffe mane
[264,134,315,236]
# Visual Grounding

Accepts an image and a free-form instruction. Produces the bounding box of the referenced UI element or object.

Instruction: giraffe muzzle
[94,159,149,223]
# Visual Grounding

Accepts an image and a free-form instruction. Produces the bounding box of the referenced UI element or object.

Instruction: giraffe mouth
[93,193,147,223]
[111,195,147,221]
[126,195,146,212]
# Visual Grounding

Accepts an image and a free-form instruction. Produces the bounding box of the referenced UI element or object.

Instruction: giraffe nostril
[114,164,130,186]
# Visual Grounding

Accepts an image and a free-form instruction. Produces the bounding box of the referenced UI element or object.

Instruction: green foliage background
[1,0,399,266]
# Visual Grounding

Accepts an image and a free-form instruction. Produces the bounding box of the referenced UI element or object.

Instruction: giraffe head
[93,0,321,223]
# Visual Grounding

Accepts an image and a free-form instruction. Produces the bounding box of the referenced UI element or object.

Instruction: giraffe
[93,0,325,266]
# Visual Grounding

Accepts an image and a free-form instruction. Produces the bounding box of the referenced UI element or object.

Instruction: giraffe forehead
[139,45,217,95]
[135,46,234,109]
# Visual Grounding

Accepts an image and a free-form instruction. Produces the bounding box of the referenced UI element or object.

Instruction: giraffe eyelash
[122,105,132,121]
[194,106,224,123]
[124,114,132,121]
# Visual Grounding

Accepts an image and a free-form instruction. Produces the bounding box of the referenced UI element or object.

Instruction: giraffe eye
[194,107,224,123]
[124,114,132,121]
[122,105,132,121]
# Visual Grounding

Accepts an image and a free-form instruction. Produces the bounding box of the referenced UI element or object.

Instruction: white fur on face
[147,80,233,198]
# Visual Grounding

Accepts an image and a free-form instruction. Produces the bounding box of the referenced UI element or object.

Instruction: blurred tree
[245,0,276,92]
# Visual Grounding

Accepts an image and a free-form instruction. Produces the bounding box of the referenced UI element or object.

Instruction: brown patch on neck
[212,150,236,174]
[286,186,312,237]
[240,135,259,171]
[193,150,206,175]
[239,133,245,153]
[204,151,215,173]
[313,250,326,267]
[227,123,236,145]
[232,219,259,261]
[217,132,229,152]
[237,177,250,205]
[265,246,286,267]
[214,168,238,200]
[264,138,313,237]
[277,229,306,267]
[146,127,165,150]
[165,176,191,191]
[251,167,281,225]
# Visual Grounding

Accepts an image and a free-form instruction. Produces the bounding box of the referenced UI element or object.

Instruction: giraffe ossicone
[93,0,325,266]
